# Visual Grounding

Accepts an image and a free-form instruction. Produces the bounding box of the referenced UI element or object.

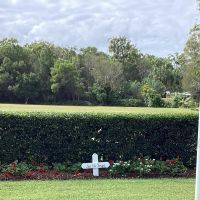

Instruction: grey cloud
[0,0,198,56]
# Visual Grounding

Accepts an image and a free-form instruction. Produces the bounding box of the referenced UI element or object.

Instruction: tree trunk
[25,97,29,104]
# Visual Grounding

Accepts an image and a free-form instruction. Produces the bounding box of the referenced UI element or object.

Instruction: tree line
[0,24,199,106]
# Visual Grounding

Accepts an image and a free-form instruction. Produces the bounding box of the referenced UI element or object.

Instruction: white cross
[81,153,110,176]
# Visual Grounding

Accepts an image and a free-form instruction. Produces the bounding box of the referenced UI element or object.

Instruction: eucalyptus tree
[182,24,200,96]
[108,36,142,81]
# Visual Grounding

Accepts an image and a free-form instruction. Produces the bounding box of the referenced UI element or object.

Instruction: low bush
[108,157,187,177]
[1,161,35,176]
[167,93,198,109]
[52,162,81,172]
[141,84,165,107]
[0,111,198,167]
[113,99,144,107]
[163,98,174,108]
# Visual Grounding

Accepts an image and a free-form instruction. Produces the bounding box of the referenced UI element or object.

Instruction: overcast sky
[0,0,199,57]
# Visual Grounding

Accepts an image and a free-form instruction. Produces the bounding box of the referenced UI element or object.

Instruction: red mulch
[0,169,196,181]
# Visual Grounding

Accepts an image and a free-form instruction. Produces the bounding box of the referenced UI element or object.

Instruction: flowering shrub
[163,159,187,176]
[108,157,187,177]
[109,161,132,175]
[133,157,154,175]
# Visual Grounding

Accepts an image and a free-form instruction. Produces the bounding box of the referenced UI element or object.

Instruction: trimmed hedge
[0,111,198,167]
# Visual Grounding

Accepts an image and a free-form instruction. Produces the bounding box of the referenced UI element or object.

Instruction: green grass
[0,103,197,115]
[0,179,195,200]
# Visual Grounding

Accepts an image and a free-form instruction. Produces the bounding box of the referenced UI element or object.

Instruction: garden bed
[0,158,196,180]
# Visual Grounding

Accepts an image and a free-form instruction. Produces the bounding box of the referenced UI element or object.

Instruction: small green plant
[1,161,34,175]
[152,160,165,175]
[52,163,68,171]
[164,159,187,176]
[67,163,82,172]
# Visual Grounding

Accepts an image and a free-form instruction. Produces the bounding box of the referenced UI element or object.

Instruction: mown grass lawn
[0,179,195,200]
[0,103,197,115]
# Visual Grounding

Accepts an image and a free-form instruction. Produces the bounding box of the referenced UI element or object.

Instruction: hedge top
[0,104,198,117]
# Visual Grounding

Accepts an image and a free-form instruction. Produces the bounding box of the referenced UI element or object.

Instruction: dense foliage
[0,111,197,167]
[0,24,199,105]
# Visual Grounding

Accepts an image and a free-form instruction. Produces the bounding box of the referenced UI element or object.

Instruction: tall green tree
[51,59,82,101]
[25,42,55,101]
[77,47,98,92]
[78,47,115,102]
[89,55,123,104]
[0,38,31,101]
[182,24,200,96]
[91,56,123,91]
[12,72,40,103]
[108,36,132,62]
[108,36,143,81]
[145,55,178,92]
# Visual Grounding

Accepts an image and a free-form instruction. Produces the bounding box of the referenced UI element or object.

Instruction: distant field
[0,179,195,200]
[0,103,197,115]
